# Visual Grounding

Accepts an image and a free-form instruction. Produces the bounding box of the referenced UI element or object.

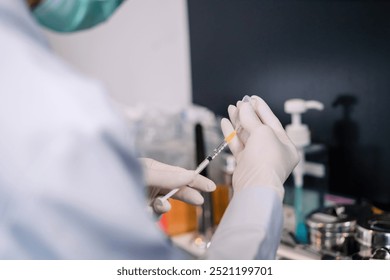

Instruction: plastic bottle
[284,99,325,243]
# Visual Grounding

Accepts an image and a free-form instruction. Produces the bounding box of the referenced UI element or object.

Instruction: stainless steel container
[355,214,390,259]
[306,205,361,255]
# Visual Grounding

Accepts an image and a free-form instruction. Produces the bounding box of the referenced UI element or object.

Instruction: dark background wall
[188,0,390,208]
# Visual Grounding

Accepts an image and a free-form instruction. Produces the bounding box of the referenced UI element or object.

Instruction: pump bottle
[284,99,325,243]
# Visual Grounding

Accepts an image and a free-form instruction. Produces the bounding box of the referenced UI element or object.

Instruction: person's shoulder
[0,26,125,138]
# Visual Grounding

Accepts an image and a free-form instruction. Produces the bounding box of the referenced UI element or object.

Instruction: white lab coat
[0,0,283,259]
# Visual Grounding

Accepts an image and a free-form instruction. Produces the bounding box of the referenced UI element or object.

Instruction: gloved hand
[221,95,299,200]
[139,158,216,214]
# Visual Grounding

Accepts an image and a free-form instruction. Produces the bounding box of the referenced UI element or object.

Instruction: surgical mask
[32,0,124,32]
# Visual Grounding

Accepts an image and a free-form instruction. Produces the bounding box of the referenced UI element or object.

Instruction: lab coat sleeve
[206,187,283,259]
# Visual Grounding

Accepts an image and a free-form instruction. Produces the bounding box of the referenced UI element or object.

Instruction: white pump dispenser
[284,98,325,244]
[285,99,324,148]
[285,99,325,187]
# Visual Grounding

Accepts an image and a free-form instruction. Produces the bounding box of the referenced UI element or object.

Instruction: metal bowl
[356,214,390,249]
[306,205,366,255]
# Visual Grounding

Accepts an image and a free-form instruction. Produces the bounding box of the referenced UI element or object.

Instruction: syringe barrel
[209,141,228,161]
[195,159,210,174]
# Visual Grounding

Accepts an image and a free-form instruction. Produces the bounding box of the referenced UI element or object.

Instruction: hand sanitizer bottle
[284,99,325,243]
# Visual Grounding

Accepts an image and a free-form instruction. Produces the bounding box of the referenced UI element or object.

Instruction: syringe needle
[153,129,238,209]
[152,95,250,211]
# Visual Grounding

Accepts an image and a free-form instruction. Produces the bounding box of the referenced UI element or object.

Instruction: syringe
[153,95,250,210]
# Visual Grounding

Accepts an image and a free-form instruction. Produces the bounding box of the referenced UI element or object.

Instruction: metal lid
[356,214,390,248]
[306,205,363,233]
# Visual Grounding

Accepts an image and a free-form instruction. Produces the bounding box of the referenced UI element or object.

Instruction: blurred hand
[139,158,216,214]
[221,95,299,200]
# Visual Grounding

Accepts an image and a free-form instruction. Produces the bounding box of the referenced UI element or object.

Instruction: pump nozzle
[284,99,324,148]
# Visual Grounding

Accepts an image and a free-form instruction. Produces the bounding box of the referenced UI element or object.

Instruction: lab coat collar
[0,0,50,49]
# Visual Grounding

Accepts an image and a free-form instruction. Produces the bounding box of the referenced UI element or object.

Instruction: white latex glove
[221,95,299,200]
[139,158,216,214]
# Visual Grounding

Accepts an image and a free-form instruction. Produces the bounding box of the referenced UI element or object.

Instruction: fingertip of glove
[228,104,236,111]
[221,118,233,130]
[227,105,237,117]
[207,181,217,192]
[221,117,230,125]
[193,195,204,206]
[250,95,264,102]
[249,96,258,107]
[192,173,217,192]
